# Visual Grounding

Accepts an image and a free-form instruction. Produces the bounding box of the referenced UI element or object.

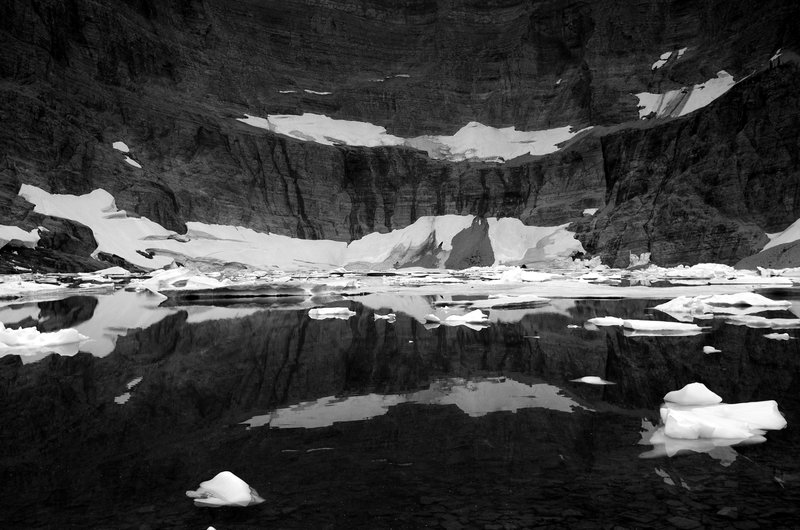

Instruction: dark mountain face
[1,0,799,269]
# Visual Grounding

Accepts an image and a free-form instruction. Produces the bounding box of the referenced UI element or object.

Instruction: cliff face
[575,66,800,267]
[1,0,800,269]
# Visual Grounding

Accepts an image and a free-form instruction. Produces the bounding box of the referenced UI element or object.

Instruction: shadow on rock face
[445,216,494,269]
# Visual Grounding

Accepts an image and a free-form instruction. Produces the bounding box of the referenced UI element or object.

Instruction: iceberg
[186,471,265,508]
[308,307,357,320]
[570,376,615,385]
[664,382,722,406]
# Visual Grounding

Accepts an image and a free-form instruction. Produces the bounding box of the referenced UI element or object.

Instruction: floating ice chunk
[587,316,625,327]
[654,293,790,322]
[134,268,228,294]
[725,315,800,329]
[764,332,791,341]
[567,324,580,329]
[622,319,704,336]
[308,307,356,320]
[664,382,722,406]
[443,309,488,324]
[0,225,40,250]
[424,314,441,323]
[112,141,130,153]
[464,294,550,310]
[703,346,721,354]
[123,156,142,169]
[570,376,615,385]
[0,323,87,349]
[186,471,265,508]
[373,313,396,323]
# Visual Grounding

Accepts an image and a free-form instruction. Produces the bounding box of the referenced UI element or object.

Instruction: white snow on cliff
[16,185,583,271]
[635,71,736,119]
[0,225,40,250]
[238,113,588,162]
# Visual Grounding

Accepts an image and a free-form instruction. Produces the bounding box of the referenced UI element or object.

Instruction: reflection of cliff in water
[1,299,799,528]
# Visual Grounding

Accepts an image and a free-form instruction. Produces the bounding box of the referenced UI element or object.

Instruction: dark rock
[445,217,494,269]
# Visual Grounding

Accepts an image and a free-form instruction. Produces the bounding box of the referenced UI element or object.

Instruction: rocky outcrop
[1,0,800,270]
[575,65,800,267]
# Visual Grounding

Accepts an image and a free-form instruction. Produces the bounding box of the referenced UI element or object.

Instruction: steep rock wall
[575,65,800,267]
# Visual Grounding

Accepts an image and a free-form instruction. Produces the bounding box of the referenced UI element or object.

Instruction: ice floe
[0,322,88,362]
[724,315,800,329]
[764,332,791,340]
[186,471,265,508]
[664,382,722,406]
[570,376,615,385]
[587,317,704,336]
[635,71,736,119]
[703,346,721,354]
[641,382,786,461]
[653,292,791,322]
[308,307,356,320]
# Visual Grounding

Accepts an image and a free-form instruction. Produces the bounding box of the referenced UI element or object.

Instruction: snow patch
[123,156,142,169]
[651,51,672,70]
[112,141,130,153]
[0,225,39,250]
[635,71,736,119]
[238,113,588,163]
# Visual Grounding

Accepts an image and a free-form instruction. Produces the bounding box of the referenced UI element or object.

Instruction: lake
[1,289,798,529]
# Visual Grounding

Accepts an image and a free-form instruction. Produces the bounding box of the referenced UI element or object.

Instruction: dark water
[1,293,799,529]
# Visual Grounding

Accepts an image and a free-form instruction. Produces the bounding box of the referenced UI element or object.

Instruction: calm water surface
[1,290,799,529]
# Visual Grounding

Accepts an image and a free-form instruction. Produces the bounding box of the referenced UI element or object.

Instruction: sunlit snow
[238,113,588,163]
[635,71,736,118]
[0,225,40,250]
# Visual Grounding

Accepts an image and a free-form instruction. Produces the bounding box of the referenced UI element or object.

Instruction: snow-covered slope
[17,185,583,271]
[239,114,589,162]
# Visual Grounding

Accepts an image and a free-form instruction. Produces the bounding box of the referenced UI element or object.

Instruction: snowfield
[238,113,589,162]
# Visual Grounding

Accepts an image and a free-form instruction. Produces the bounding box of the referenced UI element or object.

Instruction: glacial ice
[0,322,88,360]
[703,346,721,354]
[653,292,791,322]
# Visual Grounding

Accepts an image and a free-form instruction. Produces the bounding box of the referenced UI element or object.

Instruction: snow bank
[0,225,39,250]
[186,471,265,508]
[19,185,174,269]
[487,218,583,264]
[635,71,736,119]
[16,185,583,271]
[239,113,588,163]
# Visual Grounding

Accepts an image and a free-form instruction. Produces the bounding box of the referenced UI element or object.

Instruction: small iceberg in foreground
[640,382,786,462]
[186,471,265,508]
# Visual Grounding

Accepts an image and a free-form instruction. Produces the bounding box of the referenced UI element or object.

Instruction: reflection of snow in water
[241,377,586,430]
